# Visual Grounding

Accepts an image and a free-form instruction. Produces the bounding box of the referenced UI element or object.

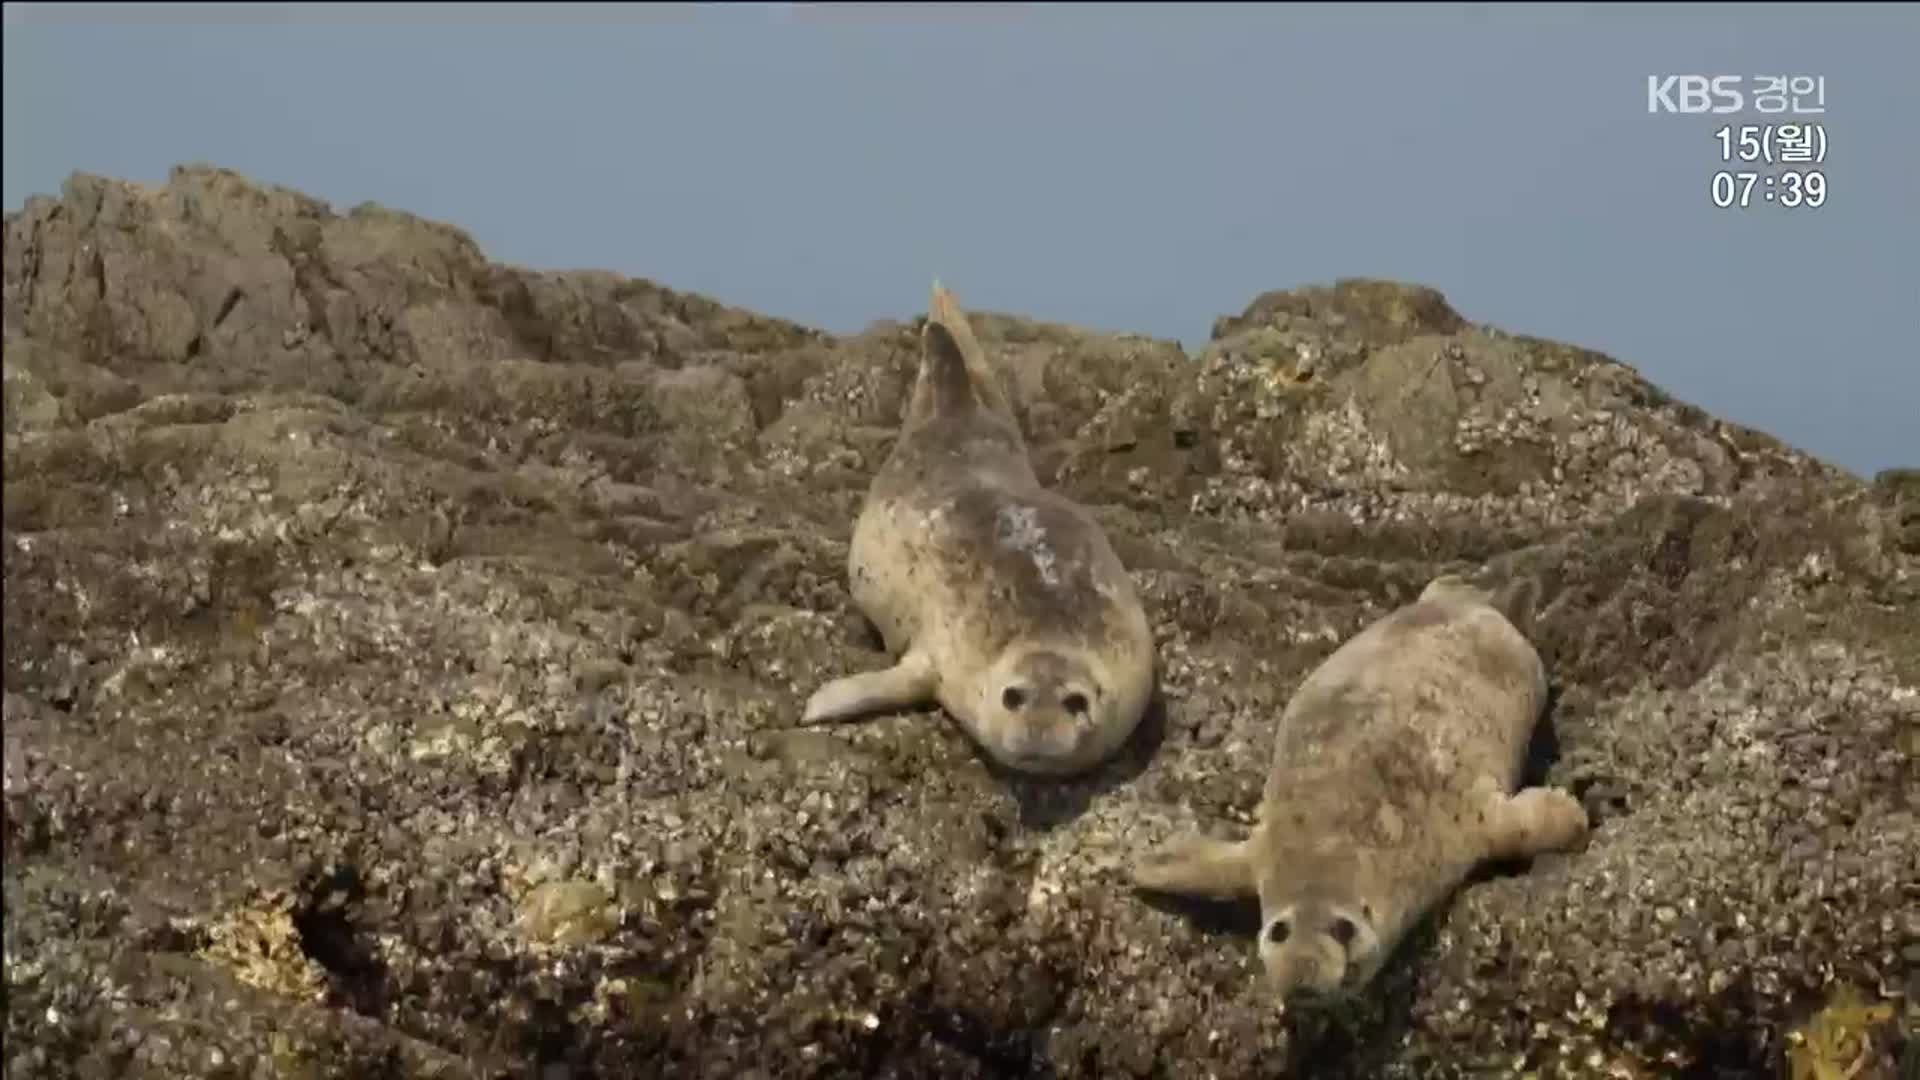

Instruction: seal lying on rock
[801,282,1155,777]
[1132,574,1589,1004]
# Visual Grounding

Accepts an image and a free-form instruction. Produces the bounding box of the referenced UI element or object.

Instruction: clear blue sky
[5,3,1914,477]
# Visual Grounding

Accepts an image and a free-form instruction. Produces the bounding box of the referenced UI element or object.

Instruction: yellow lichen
[194,889,330,1003]
[1784,984,1896,1080]
[518,879,618,946]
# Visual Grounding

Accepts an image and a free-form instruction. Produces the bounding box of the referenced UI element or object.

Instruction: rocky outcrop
[4,164,1914,1079]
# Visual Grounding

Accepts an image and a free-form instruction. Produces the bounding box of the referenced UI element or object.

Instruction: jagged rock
[4,163,1914,1079]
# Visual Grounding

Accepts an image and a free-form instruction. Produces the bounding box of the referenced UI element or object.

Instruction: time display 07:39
[1711,123,1828,209]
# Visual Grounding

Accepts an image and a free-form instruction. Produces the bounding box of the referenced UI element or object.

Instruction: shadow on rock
[291,863,392,1022]
[1129,887,1263,941]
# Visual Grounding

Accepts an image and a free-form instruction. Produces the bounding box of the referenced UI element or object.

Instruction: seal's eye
[1062,692,1089,716]
[1265,919,1291,945]
[1328,917,1356,947]
[1002,686,1027,710]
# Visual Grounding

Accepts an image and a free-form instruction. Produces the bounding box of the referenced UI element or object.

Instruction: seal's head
[1253,849,1390,1007]
[1256,891,1385,1006]
[970,644,1119,775]
[1130,829,1399,1008]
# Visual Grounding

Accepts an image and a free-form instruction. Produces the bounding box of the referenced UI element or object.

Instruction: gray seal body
[1132,575,1589,1004]
[801,283,1155,777]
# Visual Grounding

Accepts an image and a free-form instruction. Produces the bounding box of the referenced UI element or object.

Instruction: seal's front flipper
[801,652,937,726]
[1478,784,1591,861]
[1131,832,1256,901]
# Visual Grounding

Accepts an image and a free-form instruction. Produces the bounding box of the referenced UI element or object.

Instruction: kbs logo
[1648,75,1744,114]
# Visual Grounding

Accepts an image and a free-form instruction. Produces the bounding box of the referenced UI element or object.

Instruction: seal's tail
[912,280,1016,423]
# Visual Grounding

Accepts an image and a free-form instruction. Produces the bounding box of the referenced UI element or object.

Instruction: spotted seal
[801,282,1155,777]
[1132,574,1589,1003]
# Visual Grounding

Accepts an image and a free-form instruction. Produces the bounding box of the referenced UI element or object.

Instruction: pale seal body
[1132,575,1589,1003]
[801,283,1155,776]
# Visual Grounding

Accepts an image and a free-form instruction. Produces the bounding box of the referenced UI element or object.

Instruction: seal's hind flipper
[1490,576,1542,642]
[1417,572,1492,606]
[1420,570,1541,641]
[1132,831,1257,901]
[1477,784,1590,861]
[801,652,938,726]
[906,280,1017,426]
